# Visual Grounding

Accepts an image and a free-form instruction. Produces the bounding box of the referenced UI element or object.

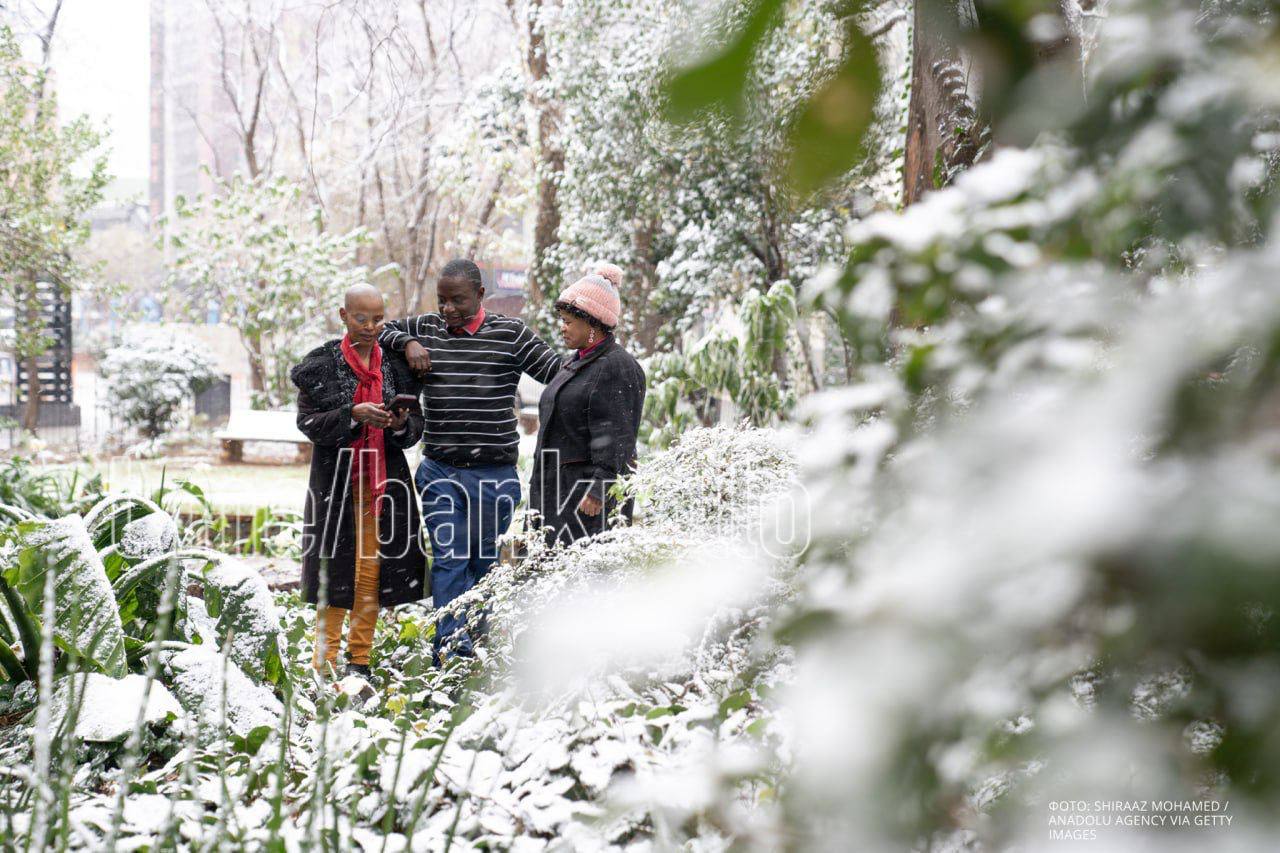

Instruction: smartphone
[391,393,420,415]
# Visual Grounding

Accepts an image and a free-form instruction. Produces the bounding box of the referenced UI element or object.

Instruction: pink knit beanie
[556,263,623,329]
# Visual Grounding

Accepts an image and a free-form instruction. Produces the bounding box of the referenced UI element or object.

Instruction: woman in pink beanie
[528,263,647,545]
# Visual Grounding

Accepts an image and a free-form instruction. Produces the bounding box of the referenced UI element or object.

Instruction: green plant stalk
[103,553,184,849]
[159,704,201,849]
[403,685,471,836]
[379,728,410,849]
[265,693,293,850]
[0,575,40,681]
[306,557,334,849]
[403,719,457,833]
[214,632,240,847]
[0,575,19,645]
[441,746,480,853]
[155,465,167,509]
[0,639,24,682]
[26,552,58,849]
[54,665,92,852]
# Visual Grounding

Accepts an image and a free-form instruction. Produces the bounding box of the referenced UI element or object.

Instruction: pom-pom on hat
[556,262,623,329]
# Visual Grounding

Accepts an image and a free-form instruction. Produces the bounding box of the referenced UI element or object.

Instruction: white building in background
[149,0,244,227]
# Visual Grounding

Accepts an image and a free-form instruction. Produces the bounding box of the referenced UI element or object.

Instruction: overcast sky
[47,0,151,195]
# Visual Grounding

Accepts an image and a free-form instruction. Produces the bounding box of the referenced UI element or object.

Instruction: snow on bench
[214,409,311,463]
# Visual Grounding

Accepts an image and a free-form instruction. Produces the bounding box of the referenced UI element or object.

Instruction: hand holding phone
[390,393,420,415]
[352,402,392,427]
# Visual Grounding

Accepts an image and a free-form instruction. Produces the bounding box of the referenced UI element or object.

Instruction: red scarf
[340,335,386,517]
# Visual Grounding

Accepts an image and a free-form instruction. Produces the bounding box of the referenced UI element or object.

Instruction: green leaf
[85,496,165,565]
[903,344,936,395]
[645,704,687,719]
[774,607,840,645]
[190,558,287,687]
[249,506,269,555]
[663,0,786,124]
[161,643,283,735]
[7,516,128,678]
[718,690,752,719]
[240,724,273,756]
[175,480,213,516]
[783,20,883,195]
[113,552,192,643]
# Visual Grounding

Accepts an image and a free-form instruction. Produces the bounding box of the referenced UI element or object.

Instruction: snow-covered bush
[1,495,284,689]
[99,333,217,441]
[643,281,802,445]
[379,424,804,847]
[769,0,1280,847]
[0,425,800,849]
[788,254,1280,847]
[541,0,901,379]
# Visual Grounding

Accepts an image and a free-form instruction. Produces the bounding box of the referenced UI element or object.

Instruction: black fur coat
[290,340,427,608]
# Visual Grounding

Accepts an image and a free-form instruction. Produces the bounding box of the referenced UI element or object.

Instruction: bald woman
[289,284,427,681]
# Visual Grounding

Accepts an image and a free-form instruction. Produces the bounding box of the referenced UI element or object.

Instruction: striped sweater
[379,312,561,467]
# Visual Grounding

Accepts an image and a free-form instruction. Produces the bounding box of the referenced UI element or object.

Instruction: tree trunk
[522,0,562,308]
[628,219,663,354]
[902,0,986,206]
[21,355,42,433]
[18,3,65,434]
[904,0,1087,205]
[795,314,821,392]
[759,187,791,389]
[467,171,508,258]
[246,335,267,405]
[16,269,43,432]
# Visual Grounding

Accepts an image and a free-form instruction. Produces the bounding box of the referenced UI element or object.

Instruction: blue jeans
[415,457,520,657]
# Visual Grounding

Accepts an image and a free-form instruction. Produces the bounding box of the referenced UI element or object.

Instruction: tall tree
[169,0,524,316]
[511,0,563,311]
[0,17,108,432]
[543,0,867,351]
[161,176,366,408]
[902,0,1088,205]
[901,0,986,205]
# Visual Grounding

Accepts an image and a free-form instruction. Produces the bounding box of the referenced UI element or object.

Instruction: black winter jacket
[290,341,427,608]
[528,336,646,544]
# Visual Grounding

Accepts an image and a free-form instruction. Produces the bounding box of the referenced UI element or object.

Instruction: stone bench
[214,410,311,463]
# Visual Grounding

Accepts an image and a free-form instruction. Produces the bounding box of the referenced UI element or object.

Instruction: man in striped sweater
[379,259,560,661]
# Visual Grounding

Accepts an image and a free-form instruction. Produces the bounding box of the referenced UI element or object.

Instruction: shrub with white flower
[99,334,218,441]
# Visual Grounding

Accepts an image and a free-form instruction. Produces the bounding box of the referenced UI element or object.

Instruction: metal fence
[0,402,83,452]
[1,374,231,453]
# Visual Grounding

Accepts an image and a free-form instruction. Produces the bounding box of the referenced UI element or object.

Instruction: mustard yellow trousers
[313,486,381,672]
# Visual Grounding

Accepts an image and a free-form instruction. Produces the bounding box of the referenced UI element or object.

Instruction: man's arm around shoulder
[379,314,434,373]
[514,319,561,383]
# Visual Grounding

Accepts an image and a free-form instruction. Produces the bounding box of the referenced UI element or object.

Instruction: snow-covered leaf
[7,516,127,677]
